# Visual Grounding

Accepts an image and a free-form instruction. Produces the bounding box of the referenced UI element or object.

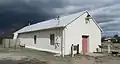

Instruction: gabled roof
[14,11,102,34]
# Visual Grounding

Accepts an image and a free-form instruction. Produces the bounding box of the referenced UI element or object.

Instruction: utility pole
[56,16,64,57]
[28,22,31,26]
[55,16,60,49]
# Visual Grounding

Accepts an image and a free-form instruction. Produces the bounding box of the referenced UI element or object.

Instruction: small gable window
[85,14,91,24]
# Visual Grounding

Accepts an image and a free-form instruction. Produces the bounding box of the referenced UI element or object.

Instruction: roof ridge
[14,11,88,33]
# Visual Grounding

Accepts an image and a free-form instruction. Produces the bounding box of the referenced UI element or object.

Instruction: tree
[101,36,106,42]
[111,38,117,43]
[112,34,120,43]
[114,34,119,39]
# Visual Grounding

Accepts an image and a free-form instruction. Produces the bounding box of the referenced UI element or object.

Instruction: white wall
[16,12,101,55]
[64,12,101,55]
[17,28,63,54]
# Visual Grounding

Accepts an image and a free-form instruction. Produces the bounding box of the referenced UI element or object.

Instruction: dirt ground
[0,48,120,64]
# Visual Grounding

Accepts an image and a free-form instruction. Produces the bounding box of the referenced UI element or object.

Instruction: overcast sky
[0,0,120,36]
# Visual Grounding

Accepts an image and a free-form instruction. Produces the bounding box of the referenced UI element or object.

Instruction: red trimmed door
[82,36,88,53]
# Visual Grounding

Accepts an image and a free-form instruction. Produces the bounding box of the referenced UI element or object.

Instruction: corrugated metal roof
[14,11,87,33]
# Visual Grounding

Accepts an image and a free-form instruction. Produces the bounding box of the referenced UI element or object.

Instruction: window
[85,14,91,24]
[34,35,37,44]
[50,34,55,45]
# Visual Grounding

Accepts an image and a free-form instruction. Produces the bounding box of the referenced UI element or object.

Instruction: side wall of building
[64,12,101,55]
[17,28,63,54]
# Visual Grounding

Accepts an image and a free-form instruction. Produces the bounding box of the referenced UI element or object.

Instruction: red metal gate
[82,36,88,53]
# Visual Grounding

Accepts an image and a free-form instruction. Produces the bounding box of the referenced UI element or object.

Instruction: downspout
[61,28,65,57]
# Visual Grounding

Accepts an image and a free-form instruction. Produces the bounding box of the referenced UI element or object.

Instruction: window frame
[34,35,37,44]
[50,34,55,45]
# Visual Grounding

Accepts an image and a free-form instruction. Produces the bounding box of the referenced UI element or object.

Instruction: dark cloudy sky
[0,0,120,36]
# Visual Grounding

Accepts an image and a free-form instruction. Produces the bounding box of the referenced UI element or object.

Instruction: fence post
[77,44,79,54]
[71,44,74,57]
[108,44,111,53]
[9,39,10,48]
[14,39,16,49]
[3,39,5,48]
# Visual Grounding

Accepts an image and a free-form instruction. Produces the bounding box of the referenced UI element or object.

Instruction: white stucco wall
[64,12,101,55]
[17,28,63,54]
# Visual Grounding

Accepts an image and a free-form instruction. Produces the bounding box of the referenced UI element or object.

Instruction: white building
[13,11,102,56]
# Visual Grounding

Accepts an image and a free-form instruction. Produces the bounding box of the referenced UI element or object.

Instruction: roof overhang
[14,26,65,34]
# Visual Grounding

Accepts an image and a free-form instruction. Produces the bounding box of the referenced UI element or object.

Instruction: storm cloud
[0,0,120,36]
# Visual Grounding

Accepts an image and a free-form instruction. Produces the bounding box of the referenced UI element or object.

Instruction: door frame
[82,35,89,53]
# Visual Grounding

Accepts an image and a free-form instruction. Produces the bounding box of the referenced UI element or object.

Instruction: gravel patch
[0,56,48,64]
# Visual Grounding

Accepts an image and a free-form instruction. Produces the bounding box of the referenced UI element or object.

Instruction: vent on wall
[85,14,92,24]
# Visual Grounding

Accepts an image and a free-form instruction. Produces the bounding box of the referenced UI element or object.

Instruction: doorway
[82,35,89,53]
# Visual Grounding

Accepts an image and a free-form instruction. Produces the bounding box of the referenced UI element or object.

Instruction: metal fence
[1,39,20,48]
[102,42,120,53]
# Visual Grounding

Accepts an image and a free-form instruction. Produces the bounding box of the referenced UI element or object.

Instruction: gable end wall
[63,12,101,55]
